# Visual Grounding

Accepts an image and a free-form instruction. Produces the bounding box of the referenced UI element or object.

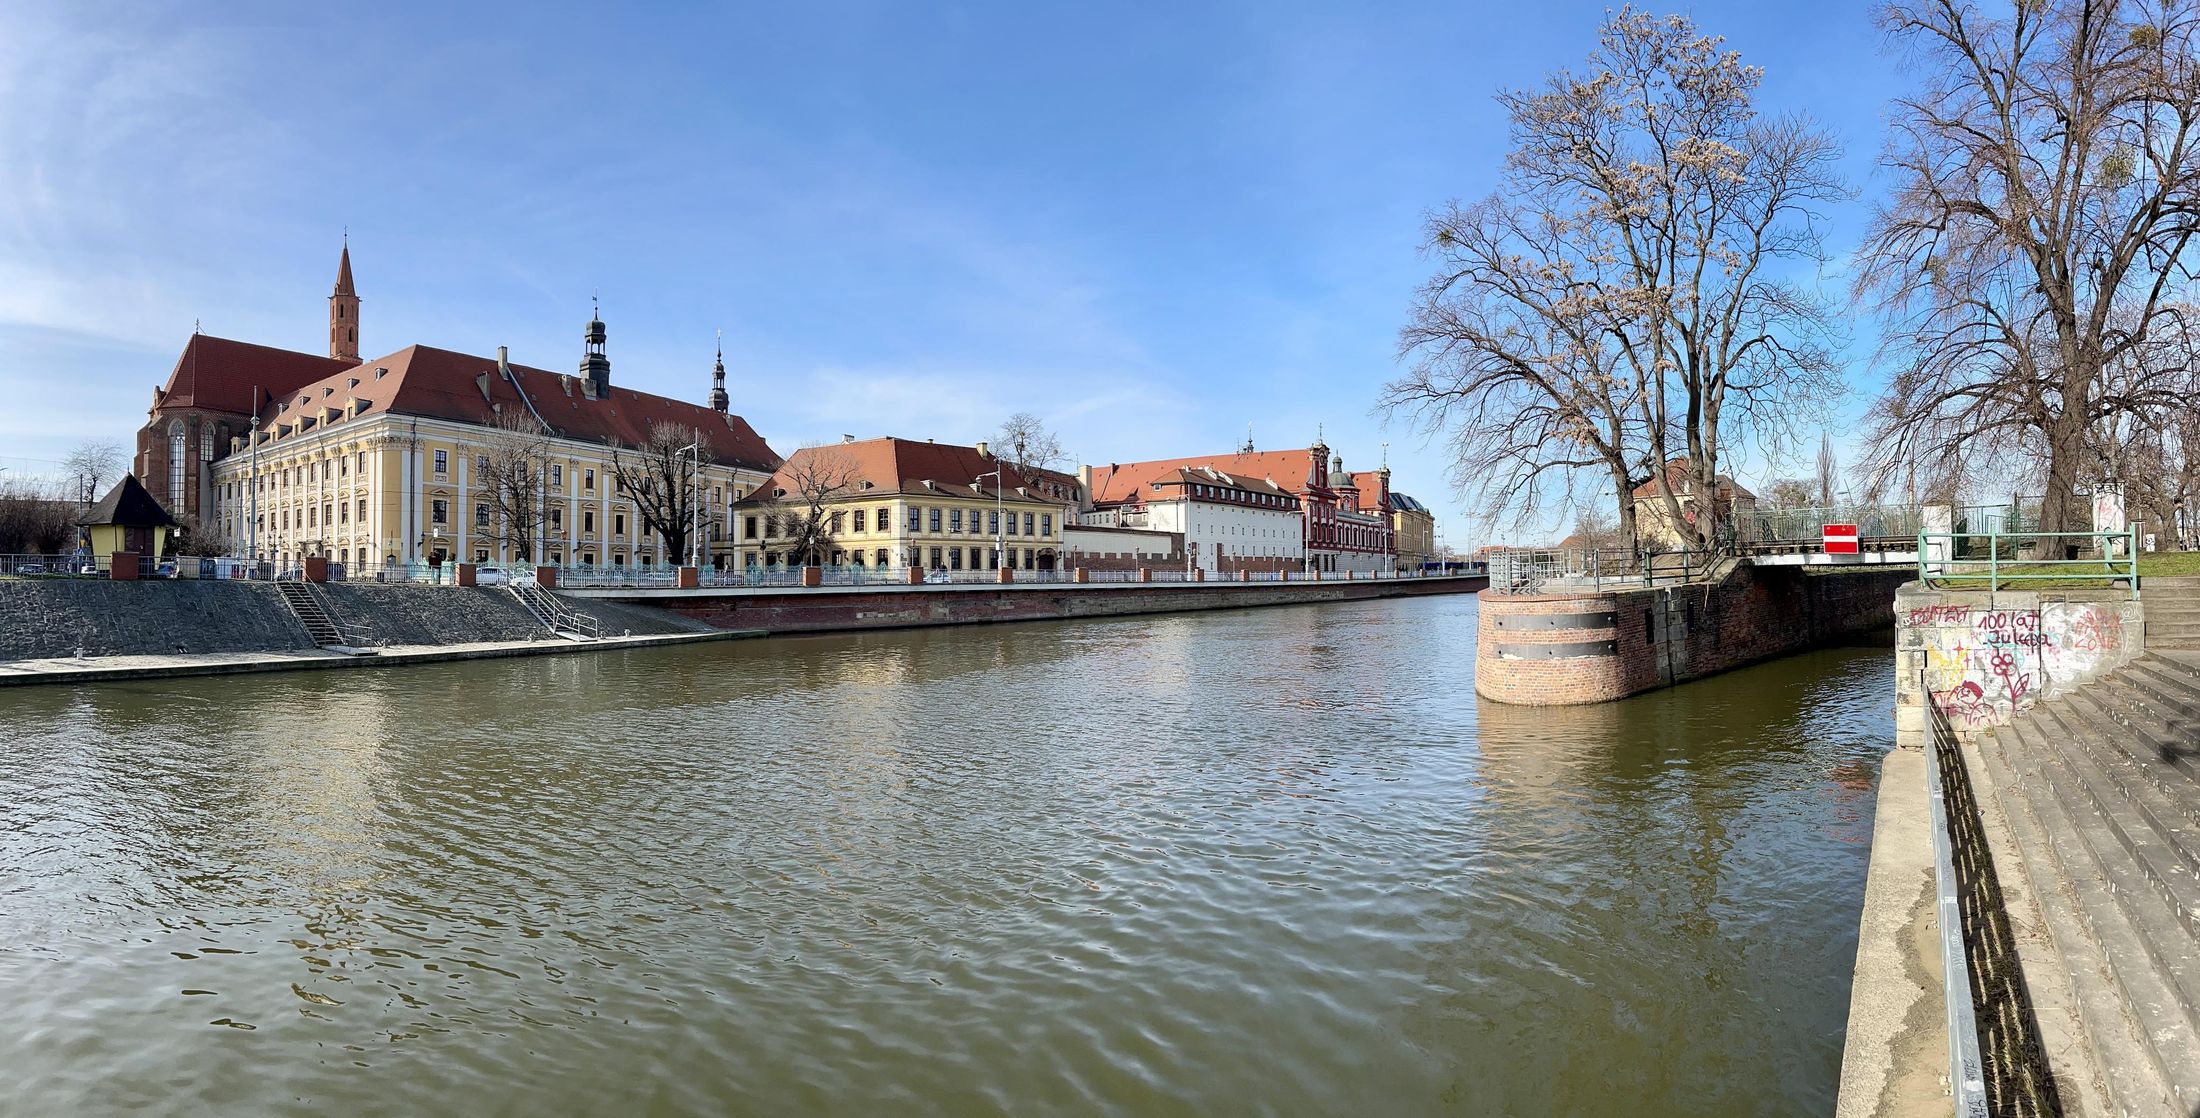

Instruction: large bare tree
[1387,7,1845,553]
[475,409,554,563]
[64,439,124,506]
[610,421,707,564]
[765,446,863,566]
[1858,0,2200,537]
[0,479,77,554]
[993,412,1065,481]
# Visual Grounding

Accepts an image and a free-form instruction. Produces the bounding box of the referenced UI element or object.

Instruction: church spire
[708,331,729,413]
[579,297,611,399]
[328,236,360,362]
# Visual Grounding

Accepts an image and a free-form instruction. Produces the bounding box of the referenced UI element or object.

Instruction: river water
[0,594,1891,1116]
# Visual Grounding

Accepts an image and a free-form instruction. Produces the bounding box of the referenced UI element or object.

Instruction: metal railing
[1737,504,1927,544]
[1485,548,1702,595]
[1917,526,2139,597]
[1921,672,2060,1117]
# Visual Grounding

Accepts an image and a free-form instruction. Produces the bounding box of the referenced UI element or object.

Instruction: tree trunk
[2040,411,2088,551]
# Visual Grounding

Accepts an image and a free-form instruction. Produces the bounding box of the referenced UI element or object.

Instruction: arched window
[167,421,186,506]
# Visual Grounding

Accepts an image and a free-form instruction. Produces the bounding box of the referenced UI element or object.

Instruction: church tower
[328,239,360,362]
[709,334,729,413]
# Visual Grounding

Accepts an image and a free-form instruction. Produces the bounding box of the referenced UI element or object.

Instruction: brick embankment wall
[0,580,712,661]
[629,576,1484,635]
[1475,565,1909,705]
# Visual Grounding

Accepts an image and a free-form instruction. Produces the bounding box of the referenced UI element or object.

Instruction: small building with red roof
[1077,435,1396,574]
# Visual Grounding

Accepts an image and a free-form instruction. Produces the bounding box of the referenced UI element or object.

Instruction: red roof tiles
[1086,448,1328,508]
[151,334,355,416]
[737,437,1064,505]
[253,344,780,471]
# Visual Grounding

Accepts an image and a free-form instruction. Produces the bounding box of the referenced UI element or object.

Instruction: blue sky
[0,1,1906,545]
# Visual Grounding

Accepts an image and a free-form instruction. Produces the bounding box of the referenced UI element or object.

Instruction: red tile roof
[1630,459,1758,501]
[737,437,1064,505]
[1087,447,1329,507]
[252,344,780,470]
[152,334,355,416]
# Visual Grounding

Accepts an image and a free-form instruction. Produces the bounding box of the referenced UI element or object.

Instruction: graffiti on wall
[1912,602,2128,728]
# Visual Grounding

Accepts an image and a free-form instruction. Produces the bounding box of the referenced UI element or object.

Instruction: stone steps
[1973,653,2200,1115]
[2145,586,2200,649]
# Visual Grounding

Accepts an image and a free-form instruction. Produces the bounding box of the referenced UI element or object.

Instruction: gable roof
[249,344,780,471]
[736,437,1063,505]
[1389,491,1431,515]
[78,473,176,528]
[1630,459,1758,501]
[152,334,356,417]
[1086,447,1329,507]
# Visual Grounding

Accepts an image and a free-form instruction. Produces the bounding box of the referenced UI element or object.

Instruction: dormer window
[347,377,359,389]
[773,487,786,498]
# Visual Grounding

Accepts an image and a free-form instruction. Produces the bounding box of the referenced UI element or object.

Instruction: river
[0,594,1891,1116]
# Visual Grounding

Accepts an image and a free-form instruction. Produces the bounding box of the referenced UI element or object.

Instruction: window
[431,499,449,525]
[850,551,865,567]
[584,469,596,491]
[875,548,889,567]
[476,455,489,474]
[988,511,999,534]
[950,547,963,570]
[356,452,366,473]
[584,510,596,533]
[434,449,449,474]
[200,428,214,462]
[323,502,333,525]
[475,504,490,528]
[322,461,332,481]
[950,509,963,533]
[929,546,943,569]
[551,464,563,487]
[830,510,845,533]
[614,513,627,536]
[878,506,889,530]
[744,515,758,539]
[475,549,489,563]
[308,506,317,528]
[167,423,185,506]
[357,499,366,522]
[929,508,942,533]
[908,507,922,531]
[853,509,866,532]
[1023,513,1035,535]
[1023,548,1034,569]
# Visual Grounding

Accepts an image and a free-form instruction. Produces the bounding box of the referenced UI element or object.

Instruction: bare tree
[994,412,1065,479]
[64,439,124,505]
[475,409,554,563]
[765,446,863,567]
[173,513,236,557]
[0,479,78,554]
[1765,478,1818,508]
[1815,433,1839,507]
[1858,0,2200,537]
[610,421,706,564]
[1386,8,1845,554]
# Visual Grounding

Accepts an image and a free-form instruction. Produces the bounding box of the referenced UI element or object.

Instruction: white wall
[1147,498,1304,570]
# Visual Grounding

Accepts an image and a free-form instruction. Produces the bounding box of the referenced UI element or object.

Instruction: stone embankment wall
[1474,565,1909,705]
[613,575,1484,635]
[0,581,708,661]
[1891,585,2143,748]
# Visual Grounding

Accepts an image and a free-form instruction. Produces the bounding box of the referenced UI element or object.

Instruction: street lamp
[976,469,1006,573]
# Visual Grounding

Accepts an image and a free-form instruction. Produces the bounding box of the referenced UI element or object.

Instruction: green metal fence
[1916,527,2139,597]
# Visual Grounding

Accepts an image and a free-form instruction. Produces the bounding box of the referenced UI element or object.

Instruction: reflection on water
[0,596,1890,1116]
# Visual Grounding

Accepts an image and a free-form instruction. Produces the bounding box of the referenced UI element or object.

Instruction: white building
[1079,463,1305,573]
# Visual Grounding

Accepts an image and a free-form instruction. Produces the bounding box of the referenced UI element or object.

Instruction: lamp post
[976,469,1006,573]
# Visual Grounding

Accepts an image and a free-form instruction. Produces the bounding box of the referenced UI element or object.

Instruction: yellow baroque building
[206,328,779,571]
[733,437,1075,571]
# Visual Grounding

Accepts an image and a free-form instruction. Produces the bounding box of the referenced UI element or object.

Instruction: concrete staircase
[507,582,600,641]
[1973,651,2200,1116]
[2144,576,2200,650]
[274,577,352,648]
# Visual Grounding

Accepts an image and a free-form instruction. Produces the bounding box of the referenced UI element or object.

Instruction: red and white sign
[1823,523,1859,554]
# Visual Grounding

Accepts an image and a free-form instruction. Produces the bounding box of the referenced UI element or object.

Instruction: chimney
[842,434,855,444]
[498,346,510,379]
[976,440,990,458]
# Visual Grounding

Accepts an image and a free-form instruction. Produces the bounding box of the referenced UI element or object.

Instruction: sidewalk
[0,629,762,688]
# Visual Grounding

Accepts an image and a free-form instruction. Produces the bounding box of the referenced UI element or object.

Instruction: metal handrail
[1922,672,1991,1118]
[1916,526,2138,597]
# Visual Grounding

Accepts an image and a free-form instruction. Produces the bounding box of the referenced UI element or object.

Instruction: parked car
[474,566,509,587]
[153,562,177,579]
[924,570,951,584]
[15,562,45,575]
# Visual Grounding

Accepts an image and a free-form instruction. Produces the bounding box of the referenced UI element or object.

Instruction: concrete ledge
[1836,746,1950,1118]
[0,629,762,689]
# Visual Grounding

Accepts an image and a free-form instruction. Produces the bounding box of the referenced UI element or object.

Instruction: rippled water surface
[0,596,1891,1116]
